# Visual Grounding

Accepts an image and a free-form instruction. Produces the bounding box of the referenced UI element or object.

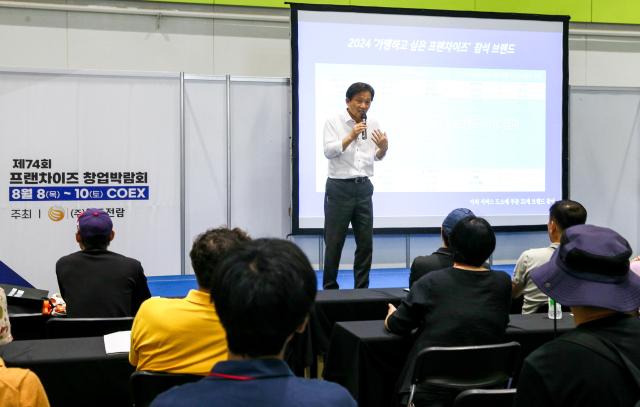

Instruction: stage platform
[148,264,515,298]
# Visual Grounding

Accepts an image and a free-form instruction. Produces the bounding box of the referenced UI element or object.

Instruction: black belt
[331,177,369,184]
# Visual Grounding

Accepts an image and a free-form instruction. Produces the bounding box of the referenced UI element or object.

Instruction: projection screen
[291,4,569,233]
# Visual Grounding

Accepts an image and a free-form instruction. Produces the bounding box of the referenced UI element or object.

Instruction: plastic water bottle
[548,297,563,320]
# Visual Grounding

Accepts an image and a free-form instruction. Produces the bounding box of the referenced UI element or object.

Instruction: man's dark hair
[346,82,375,101]
[189,227,250,288]
[449,217,496,267]
[209,238,317,358]
[549,200,587,231]
[81,235,111,250]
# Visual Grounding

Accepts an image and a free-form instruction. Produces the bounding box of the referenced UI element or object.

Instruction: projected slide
[292,6,568,231]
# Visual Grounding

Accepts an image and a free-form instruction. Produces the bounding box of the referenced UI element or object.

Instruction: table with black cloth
[311,288,407,356]
[286,288,407,376]
[324,314,575,407]
[0,336,134,407]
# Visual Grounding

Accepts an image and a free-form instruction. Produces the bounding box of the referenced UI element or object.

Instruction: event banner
[0,72,181,292]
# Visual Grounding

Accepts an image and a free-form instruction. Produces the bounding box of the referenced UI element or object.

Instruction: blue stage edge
[148,265,515,298]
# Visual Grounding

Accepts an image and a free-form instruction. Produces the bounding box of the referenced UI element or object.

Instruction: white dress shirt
[323,110,382,179]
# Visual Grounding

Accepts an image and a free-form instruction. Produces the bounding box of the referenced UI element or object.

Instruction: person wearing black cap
[514,224,640,407]
[322,82,389,289]
[409,208,475,287]
[385,216,511,406]
[56,208,151,318]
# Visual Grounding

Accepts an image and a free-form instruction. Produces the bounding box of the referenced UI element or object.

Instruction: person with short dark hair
[130,227,250,375]
[514,225,640,407]
[322,82,389,289]
[385,217,511,406]
[409,208,475,287]
[512,200,587,313]
[56,208,150,318]
[151,238,357,407]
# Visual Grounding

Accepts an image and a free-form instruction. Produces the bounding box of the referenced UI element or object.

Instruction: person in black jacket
[56,208,150,318]
[386,216,511,407]
[409,208,475,287]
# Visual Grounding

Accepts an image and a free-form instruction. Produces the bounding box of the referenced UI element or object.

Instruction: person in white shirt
[322,82,388,289]
[512,199,587,313]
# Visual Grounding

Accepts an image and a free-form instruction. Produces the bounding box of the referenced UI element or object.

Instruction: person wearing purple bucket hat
[56,208,151,318]
[514,224,640,407]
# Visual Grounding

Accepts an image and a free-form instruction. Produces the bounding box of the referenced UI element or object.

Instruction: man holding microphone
[322,82,389,289]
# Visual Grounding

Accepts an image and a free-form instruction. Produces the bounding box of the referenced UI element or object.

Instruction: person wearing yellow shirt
[130,227,250,375]
[0,287,50,407]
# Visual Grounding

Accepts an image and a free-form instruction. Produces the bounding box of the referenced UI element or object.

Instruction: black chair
[406,341,520,407]
[45,316,134,338]
[453,389,517,407]
[130,370,202,407]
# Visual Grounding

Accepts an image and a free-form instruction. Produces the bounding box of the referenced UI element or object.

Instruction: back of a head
[189,227,250,289]
[209,238,317,358]
[449,217,496,267]
[441,208,475,247]
[77,208,113,250]
[549,200,587,231]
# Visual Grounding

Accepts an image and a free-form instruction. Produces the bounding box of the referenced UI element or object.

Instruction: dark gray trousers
[323,177,373,289]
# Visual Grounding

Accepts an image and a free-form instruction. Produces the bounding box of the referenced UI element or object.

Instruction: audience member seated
[385,216,511,407]
[512,200,587,314]
[56,208,151,318]
[0,287,50,407]
[409,208,475,288]
[631,256,640,276]
[514,225,640,407]
[151,239,357,407]
[130,227,250,375]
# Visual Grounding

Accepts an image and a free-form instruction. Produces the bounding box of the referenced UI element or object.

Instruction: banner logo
[48,207,65,221]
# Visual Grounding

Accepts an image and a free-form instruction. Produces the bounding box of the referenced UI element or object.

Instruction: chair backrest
[453,389,517,407]
[412,341,521,390]
[45,316,134,338]
[130,370,202,407]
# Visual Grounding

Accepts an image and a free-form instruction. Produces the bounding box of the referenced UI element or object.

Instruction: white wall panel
[184,77,228,273]
[0,71,181,292]
[569,88,640,250]
[228,79,290,238]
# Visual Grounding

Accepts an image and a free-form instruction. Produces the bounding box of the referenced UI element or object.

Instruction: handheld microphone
[361,112,367,140]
